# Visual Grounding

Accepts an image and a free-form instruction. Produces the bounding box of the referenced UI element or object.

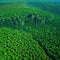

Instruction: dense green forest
[0,2,60,60]
[27,2,60,16]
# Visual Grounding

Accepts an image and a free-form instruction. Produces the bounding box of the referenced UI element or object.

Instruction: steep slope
[0,3,55,29]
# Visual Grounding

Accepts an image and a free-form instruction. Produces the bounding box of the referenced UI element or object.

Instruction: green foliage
[0,3,60,60]
[27,26,60,60]
[0,27,51,60]
[27,2,60,15]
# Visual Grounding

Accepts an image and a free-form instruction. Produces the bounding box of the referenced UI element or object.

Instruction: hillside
[27,2,60,16]
[0,27,52,60]
[0,3,60,60]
